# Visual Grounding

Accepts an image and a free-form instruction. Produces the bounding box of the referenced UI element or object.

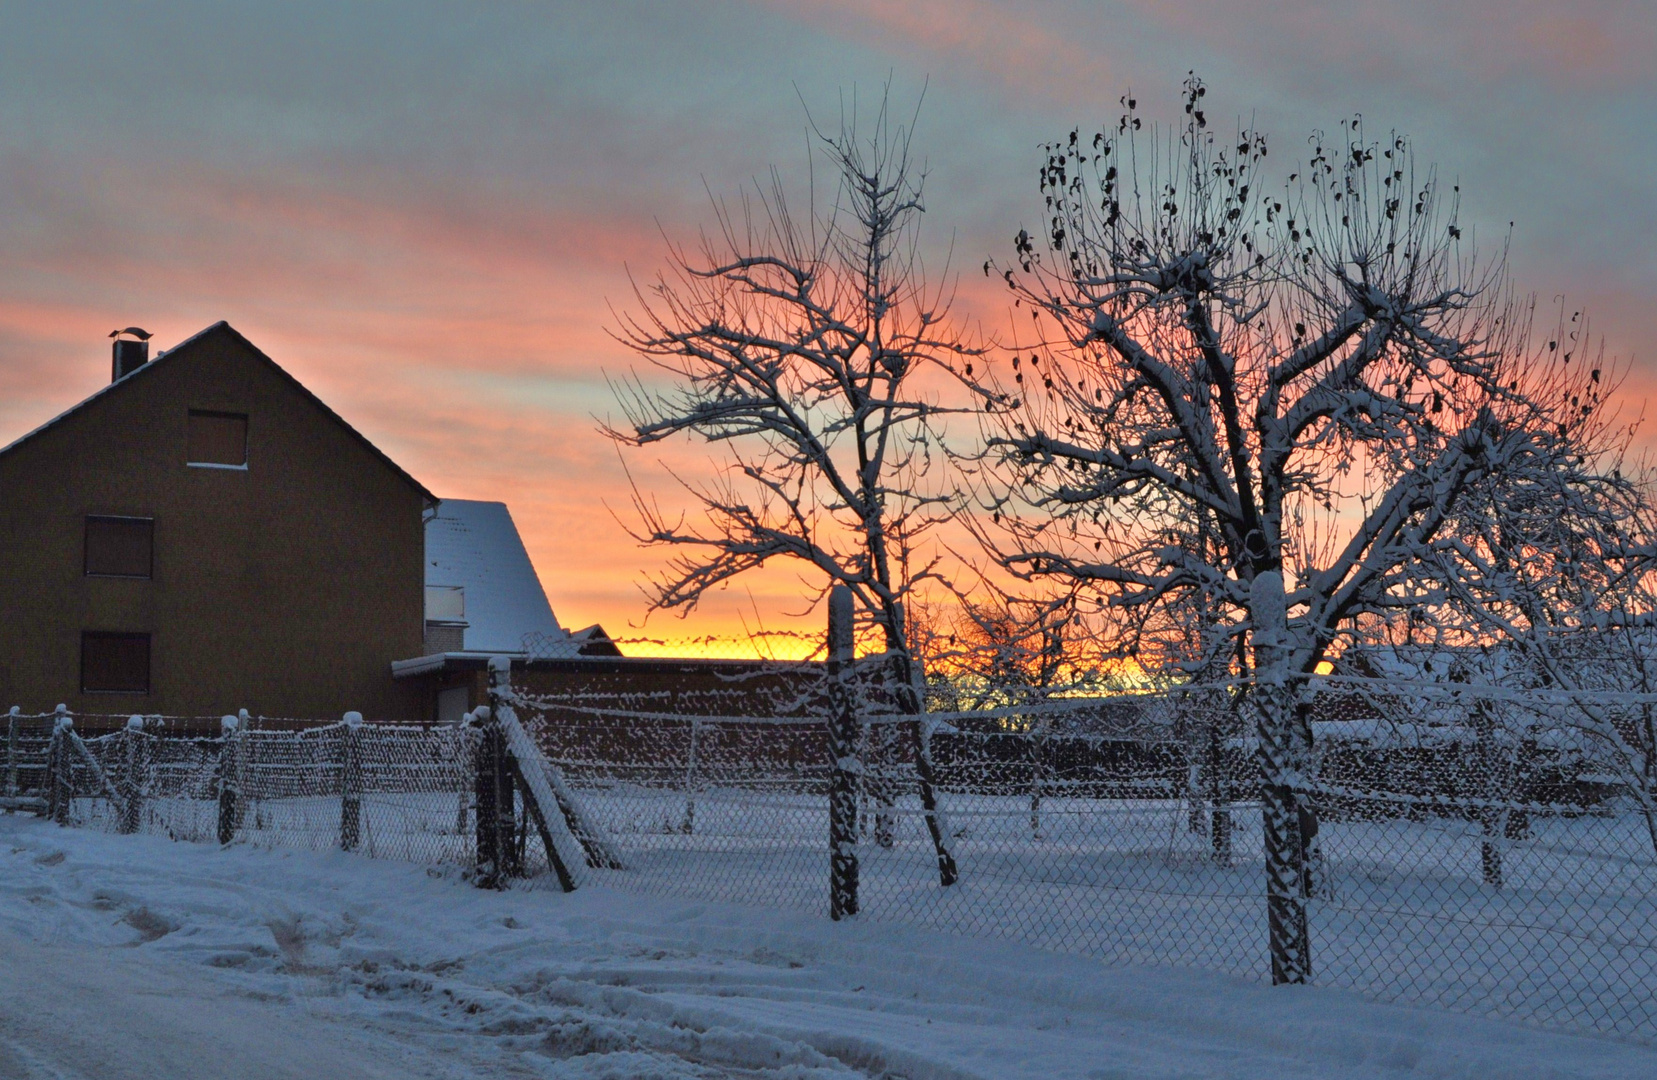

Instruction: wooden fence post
[217,715,240,845]
[340,711,363,851]
[470,706,519,887]
[470,709,497,886]
[49,707,72,825]
[118,715,144,834]
[236,709,253,831]
[827,585,860,920]
[456,711,473,835]
[45,721,61,823]
[5,707,18,799]
[485,661,526,880]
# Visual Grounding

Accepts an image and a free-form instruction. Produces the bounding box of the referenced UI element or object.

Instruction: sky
[0,1,1652,654]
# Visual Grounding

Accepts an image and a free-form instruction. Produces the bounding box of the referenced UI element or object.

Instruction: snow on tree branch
[606,87,983,676]
[966,74,1634,682]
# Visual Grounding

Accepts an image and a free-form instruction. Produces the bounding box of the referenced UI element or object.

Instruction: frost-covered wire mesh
[1296,678,1657,1039]
[11,712,478,869]
[515,674,1657,1042]
[3,711,55,806]
[520,685,1263,968]
[11,674,1657,1041]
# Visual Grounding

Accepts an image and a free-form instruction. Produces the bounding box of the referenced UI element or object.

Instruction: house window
[84,516,153,578]
[187,410,248,467]
[81,632,151,694]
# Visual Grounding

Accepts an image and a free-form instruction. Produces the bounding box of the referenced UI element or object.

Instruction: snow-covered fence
[3,697,602,893]
[9,673,1657,1043]
[508,674,1657,1043]
[7,709,482,868]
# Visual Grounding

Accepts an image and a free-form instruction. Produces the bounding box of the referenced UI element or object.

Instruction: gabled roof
[0,320,436,506]
[425,499,566,653]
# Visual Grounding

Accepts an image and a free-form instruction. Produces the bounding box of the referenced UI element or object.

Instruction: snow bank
[1,812,1651,1079]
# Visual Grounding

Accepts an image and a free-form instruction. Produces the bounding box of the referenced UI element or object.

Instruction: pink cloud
[759,0,1133,103]
[1113,0,1655,91]
[764,0,1652,110]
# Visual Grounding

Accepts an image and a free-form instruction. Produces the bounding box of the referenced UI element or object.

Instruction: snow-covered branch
[608,88,982,672]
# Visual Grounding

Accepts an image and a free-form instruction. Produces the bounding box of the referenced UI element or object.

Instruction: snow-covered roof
[425,499,566,654]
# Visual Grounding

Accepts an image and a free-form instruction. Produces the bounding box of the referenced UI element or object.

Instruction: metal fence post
[340,711,363,851]
[827,585,860,920]
[118,715,144,834]
[1251,573,1310,985]
[682,718,699,835]
[216,715,241,844]
[1029,719,1048,842]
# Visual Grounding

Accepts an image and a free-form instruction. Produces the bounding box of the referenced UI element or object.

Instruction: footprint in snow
[122,907,175,944]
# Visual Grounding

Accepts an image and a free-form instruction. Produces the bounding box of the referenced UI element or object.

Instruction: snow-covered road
[0,813,1650,1079]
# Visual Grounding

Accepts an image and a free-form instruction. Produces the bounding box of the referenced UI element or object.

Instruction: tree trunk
[1208,700,1233,866]
[1250,573,1310,985]
[827,586,861,920]
[1472,699,1504,888]
[887,646,956,887]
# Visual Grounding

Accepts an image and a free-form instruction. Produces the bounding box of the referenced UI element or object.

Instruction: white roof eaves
[390,651,530,678]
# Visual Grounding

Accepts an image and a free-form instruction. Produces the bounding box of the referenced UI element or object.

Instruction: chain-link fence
[9,669,1657,1042]
[6,709,477,867]
[514,673,1657,1042]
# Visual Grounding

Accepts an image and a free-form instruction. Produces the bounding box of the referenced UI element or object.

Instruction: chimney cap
[111,333,151,382]
[109,326,152,341]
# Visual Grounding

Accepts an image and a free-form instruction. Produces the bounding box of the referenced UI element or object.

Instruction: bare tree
[607,90,979,884]
[913,578,1105,708]
[969,75,1628,981]
[1429,443,1657,857]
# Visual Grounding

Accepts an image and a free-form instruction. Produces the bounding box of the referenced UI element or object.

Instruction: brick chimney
[110,327,152,382]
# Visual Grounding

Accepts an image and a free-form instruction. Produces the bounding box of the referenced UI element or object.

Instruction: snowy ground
[2,812,1654,1079]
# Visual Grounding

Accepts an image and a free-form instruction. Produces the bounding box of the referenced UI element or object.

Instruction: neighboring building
[417,498,620,721]
[422,498,567,656]
[0,320,803,726]
[0,322,434,720]
[398,501,812,726]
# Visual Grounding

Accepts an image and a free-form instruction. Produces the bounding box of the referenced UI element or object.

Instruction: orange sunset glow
[0,2,1652,658]
[8,9,1657,1067]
